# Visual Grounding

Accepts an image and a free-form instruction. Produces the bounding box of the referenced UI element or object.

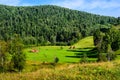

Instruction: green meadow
[1,36,120,80]
[24,36,97,63]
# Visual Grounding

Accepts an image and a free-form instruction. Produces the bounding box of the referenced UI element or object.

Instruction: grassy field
[24,36,96,63]
[1,36,120,80]
[1,60,120,80]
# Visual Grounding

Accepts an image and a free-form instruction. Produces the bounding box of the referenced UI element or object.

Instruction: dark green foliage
[107,44,116,61]
[80,53,88,63]
[8,35,26,71]
[0,5,117,45]
[11,52,26,71]
[22,36,37,45]
[54,57,59,63]
[118,17,120,23]
[111,30,120,51]
[93,29,103,46]
[115,17,120,25]
[107,52,116,61]
[0,41,9,72]
[94,27,120,61]
[97,53,107,62]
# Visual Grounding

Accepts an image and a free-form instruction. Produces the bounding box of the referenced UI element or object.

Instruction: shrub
[54,57,59,64]
[8,35,26,72]
[97,53,107,62]
[60,46,63,49]
[11,52,26,72]
[80,53,88,63]
[0,40,9,72]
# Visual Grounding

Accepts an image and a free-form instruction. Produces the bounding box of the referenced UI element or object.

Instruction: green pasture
[24,36,97,63]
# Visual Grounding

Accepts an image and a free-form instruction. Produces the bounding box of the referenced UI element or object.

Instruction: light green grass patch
[24,36,96,63]
[24,46,80,63]
[73,36,94,48]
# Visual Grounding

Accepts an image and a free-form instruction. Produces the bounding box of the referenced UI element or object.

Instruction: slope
[0,5,117,45]
[73,36,94,48]
[0,60,120,80]
[24,36,96,63]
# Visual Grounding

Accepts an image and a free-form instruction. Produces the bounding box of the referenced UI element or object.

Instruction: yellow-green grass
[1,36,120,80]
[114,25,120,29]
[115,50,120,60]
[24,36,96,63]
[73,36,94,48]
[1,60,120,80]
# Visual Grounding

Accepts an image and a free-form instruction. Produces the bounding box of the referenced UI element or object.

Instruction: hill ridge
[0,5,117,45]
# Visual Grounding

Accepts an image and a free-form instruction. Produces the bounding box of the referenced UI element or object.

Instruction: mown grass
[23,36,96,63]
[24,46,80,63]
[73,36,94,48]
[1,60,120,80]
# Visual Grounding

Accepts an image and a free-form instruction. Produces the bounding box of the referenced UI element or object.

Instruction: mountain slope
[0,5,117,45]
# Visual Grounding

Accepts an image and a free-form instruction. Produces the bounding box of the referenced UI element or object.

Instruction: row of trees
[0,5,117,45]
[93,26,120,61]
[0,35,26,72]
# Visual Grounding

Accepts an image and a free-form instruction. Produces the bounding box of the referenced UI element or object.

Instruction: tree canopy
[93,26,120,61]
[0,5,118,45]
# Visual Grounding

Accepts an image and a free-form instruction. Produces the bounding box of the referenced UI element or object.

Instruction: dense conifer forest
[0,5,119,45]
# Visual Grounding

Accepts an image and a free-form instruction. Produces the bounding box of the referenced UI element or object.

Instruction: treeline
[93,26,120,61]
[0,5,118,45]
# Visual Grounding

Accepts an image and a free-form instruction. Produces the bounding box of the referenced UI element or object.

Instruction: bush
[11,52,26,72]
[8,35,26,72]
[54,57,59,64]
[0,40,9,72]
[80,53,88,63]
[107,52,116,61]
[97,53,107,62]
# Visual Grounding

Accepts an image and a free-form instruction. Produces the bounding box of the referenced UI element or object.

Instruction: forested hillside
[0,5,118,45]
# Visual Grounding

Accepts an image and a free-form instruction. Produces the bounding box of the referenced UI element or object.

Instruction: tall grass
[0,60,120,80]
